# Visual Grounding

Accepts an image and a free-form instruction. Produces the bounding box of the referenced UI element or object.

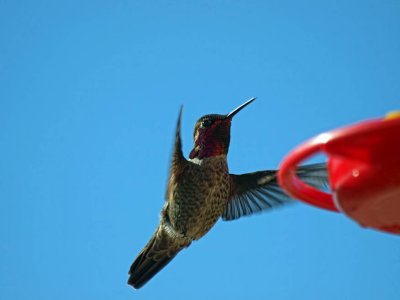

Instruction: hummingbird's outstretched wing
[222,163,329,221]
[166,106,188,200]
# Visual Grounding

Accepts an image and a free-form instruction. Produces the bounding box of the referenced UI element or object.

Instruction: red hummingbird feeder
[278,112,400,235]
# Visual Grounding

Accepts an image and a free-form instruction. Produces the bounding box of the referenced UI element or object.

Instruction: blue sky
[1,1,400,299]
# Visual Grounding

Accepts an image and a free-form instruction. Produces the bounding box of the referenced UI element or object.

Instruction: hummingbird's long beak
[226,97,256,119]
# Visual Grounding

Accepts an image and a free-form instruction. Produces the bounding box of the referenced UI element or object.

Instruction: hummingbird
[128,98,328,289]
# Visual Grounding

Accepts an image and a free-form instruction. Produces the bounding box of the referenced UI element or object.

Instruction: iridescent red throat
[189,120,231,160]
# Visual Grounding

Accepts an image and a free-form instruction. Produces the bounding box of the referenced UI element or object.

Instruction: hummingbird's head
[189,97,255,160]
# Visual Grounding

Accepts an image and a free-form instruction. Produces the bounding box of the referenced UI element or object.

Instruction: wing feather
[165,106,188,201]
[223,163,329,221]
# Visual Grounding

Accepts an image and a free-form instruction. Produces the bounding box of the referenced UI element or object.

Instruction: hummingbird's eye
[201,119,212,128]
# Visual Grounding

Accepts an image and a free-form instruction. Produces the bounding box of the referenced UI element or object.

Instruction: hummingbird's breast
[167,155,230,240]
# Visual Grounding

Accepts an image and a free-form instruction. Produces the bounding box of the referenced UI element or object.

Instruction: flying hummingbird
[128,98,328,289]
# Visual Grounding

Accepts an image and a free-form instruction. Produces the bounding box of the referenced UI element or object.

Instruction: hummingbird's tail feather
[128,227,189,289]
